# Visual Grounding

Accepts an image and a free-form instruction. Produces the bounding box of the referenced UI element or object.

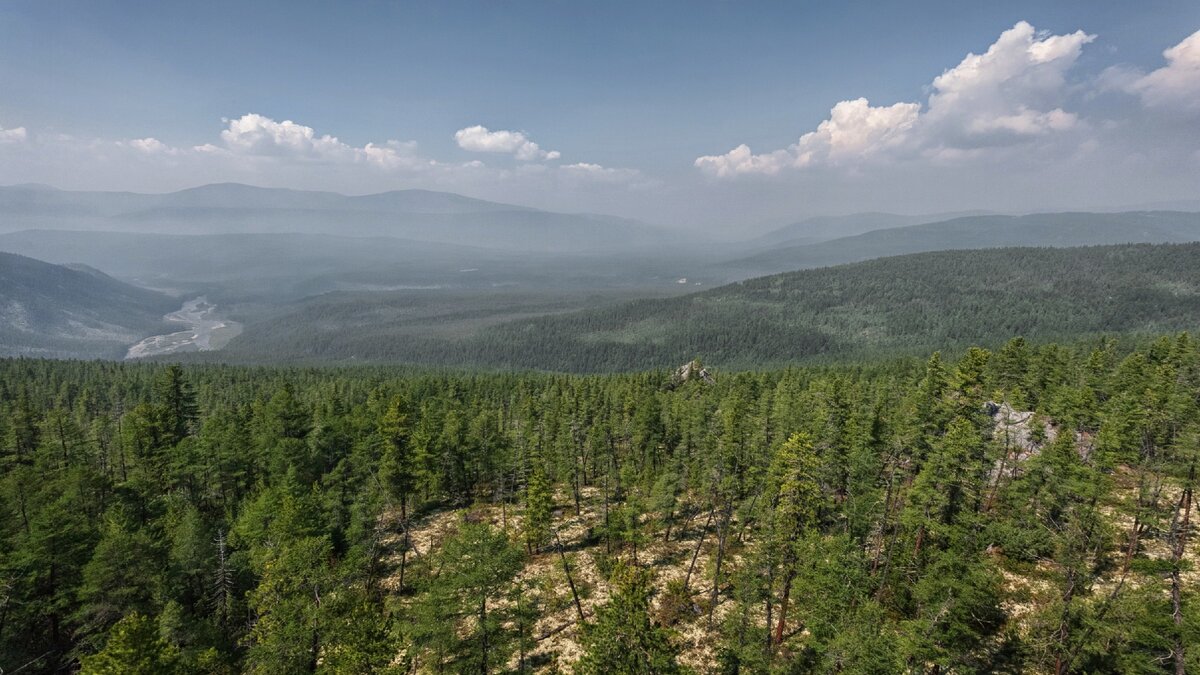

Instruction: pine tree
[406,520,525,674]
[523,469,553,554]
[377,395,414,517]
[79,612,179,675]
[577,564,685,674]
[153,365,198,448]
[762,432,822,649]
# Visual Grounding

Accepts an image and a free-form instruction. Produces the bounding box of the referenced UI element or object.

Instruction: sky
[0,0,1198,234]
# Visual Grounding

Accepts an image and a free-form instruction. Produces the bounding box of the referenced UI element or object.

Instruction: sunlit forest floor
[375,400,1200,673]
[379,484,740,671]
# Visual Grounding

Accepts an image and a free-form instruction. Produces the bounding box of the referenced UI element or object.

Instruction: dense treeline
[218,243,1200,371]
[1,333,1199,672]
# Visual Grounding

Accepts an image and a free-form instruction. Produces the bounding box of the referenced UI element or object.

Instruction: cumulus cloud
[219,113,356,160]
[3,113,629,190]
[923,22,1092,144]
[1121,29,1200,112]
[358,140,427,169]
[696,21,1095,176]
[0,125,27,143]
[189,114,429,170]
[454,125,560,161]
[0,112,649,222]
[696,98,921,177]
[559,162,642,183]
[125,137,174,154]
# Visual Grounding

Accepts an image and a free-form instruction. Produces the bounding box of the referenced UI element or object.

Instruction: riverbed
[125,296,243,359]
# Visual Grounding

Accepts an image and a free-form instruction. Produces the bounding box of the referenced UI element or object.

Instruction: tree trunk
[737,491,760,544]
[871,468,898,574]
[985,427,1012,512]
[912,524,926,560]
[308,621,320,672]
[684,507,715,593]
[603,471,611,554]
[572,454,582,516]
[764,566,774,656]
[554,528,586,622]
[1053,568,1077,675]
[773,569,795,647]
[516,590,527,673]
[1169,463,1193,675]
[398,499,409,593]
[479,597,489,675]
[708,502,733,628]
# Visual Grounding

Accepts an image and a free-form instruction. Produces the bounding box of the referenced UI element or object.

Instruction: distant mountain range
[0,252,175,359]
[750,211,993,247]
[727,211,1200,274]
[0,229,716,302]
[0,183,677,253]
[4,183,1200,365]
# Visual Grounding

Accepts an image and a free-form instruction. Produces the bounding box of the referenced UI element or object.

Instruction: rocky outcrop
[671,360,715,387]
[988,401,1055,460]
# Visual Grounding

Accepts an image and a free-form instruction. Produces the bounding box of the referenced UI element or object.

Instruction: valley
[7,6,1200,673]
[4,184,1200,368]
[1,125,1198,675]
[1,186,1199,675]
[125,296,242,359]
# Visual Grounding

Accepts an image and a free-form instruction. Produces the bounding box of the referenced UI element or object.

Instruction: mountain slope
[0,252,176,358]
[0,183,675,253]
[728,211,1200,274]
[218,243,1200,370]
[0,229,714,303]
[751,211,990,247]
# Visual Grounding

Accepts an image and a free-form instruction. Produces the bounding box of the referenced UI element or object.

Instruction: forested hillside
[1,334,1197,672]
[221,243,1200,370]
[0,252,176,359]
[749,211,988,247]
[0,230,708,304]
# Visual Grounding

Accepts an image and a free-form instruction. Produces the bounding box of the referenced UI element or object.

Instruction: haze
[7,4,1200,673]
[2,1,1199,233]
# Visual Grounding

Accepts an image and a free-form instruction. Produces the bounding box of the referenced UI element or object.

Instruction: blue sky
[1,1,1198,231]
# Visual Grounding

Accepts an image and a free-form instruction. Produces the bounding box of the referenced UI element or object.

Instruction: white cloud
[195,114,433,170]
[219,113,353,159]
[696,21,1095,177]
[126,137,173,154]
[561,162,606,173]
[1123,29,1200,112]
[695,144,792,177]
[0,125,27,143]
[358,140,426,169]
[0,113,650,220]
[559,162,641,183]
[966,107,1077,136]
[695,98,923,177]
[922,21,1093,147]
[803,99,921,160]
[454,125,560,161]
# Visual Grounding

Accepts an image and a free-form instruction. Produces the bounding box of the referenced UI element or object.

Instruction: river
[125,296,243,359]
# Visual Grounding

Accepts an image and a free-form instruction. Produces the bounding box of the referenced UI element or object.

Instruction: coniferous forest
[7,4,1200,674]
[2,333,1198,673]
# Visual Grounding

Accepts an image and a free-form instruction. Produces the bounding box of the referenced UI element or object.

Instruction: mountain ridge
[0,251,177,359]
[0,182,677,253]
[215,242,1200,370]
[727,210,1200,274]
